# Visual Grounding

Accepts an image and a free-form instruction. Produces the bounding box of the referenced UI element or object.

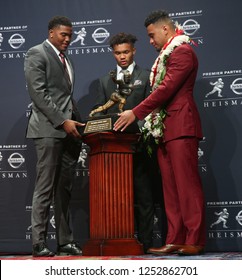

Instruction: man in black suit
[92,32,156,252]
[24,16,85,257]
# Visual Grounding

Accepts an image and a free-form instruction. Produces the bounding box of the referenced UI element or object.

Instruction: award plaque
[79,113,140,135]
[84,116,113,134]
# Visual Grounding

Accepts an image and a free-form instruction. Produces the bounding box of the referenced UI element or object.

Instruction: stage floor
[1,252,242,260]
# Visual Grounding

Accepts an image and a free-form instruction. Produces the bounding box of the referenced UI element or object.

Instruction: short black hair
[144,10,173,28]
[109,32,137,49]
[48,16,72,30]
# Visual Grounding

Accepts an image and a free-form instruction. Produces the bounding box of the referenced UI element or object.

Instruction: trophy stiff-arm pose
[89,70,134,117]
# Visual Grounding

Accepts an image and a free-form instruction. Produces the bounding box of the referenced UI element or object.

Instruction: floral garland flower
[141,109,167,156]
[142,23,194,156]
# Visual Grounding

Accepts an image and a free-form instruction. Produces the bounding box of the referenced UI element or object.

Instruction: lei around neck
[150,33,191,90]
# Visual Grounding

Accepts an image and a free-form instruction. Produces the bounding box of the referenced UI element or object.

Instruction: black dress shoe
[33,243,55,257]
[57,242,82,256]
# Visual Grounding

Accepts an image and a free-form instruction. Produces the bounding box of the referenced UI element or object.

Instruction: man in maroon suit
[114,10,206,256]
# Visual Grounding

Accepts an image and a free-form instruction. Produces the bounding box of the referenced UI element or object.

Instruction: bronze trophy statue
[81,70,139,135]
[89,70,134,117]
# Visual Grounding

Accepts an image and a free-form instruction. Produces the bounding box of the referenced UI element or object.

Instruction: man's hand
[113,110,136,132]
[62,119,85,138]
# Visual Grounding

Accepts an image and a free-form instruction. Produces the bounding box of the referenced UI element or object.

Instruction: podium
[82,131,144,256]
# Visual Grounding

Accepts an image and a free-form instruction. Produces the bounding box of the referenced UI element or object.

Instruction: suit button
[69,109,72,112]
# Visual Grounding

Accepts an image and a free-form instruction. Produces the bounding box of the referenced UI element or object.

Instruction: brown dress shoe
[177,245,204,256]
[147,244,184,255]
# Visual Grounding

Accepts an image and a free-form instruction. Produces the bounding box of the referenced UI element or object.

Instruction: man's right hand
[113,110,136,132]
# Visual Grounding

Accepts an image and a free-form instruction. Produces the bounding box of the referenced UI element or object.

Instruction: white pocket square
[134,80,142,85]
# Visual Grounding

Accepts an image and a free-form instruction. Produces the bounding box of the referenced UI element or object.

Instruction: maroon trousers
[157,137,206,246]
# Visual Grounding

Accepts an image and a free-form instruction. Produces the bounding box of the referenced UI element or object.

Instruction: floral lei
[150,30,191,90]
[141,23,194,156]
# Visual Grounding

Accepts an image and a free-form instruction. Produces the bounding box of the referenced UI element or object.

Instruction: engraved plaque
[79,113,140,135]
[84,118,112,134]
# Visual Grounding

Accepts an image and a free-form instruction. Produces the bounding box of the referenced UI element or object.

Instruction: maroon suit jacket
[133,43,203,142]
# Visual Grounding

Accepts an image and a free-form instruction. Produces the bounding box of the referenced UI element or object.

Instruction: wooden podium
[82,131,144,256]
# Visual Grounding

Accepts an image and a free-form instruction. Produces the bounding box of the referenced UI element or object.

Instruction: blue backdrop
[0,0,242,253]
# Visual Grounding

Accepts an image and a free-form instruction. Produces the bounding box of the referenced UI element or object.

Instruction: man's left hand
[62,120,85,138]
[113,110,136,132]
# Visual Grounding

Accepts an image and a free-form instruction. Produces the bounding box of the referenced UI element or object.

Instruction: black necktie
[59,52,71,88]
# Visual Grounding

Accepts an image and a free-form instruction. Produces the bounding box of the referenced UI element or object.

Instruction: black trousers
[133,149,155,250]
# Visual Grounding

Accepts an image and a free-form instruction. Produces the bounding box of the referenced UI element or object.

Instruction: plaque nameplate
[79,113,140,135]
[84,117,112,134]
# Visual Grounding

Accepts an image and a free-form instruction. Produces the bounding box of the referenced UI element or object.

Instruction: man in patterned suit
[24,16,85,257]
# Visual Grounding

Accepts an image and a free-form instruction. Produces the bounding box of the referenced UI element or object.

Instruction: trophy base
[79,113,140,135]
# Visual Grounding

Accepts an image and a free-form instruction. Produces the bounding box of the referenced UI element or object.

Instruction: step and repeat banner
[0,0,242,253]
